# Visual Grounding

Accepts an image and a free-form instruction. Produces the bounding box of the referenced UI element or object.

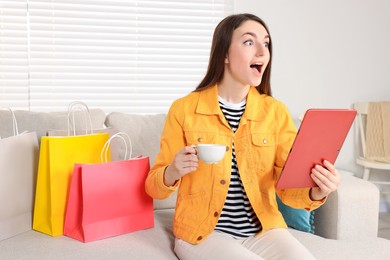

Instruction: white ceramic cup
[196,144,227,164]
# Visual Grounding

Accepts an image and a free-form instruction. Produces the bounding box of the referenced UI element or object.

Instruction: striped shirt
[215,97,262,238]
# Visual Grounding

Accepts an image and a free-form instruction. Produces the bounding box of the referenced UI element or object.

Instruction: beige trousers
[174,229,315,260]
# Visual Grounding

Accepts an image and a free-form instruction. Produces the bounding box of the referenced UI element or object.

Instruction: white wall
[234,0,390,210]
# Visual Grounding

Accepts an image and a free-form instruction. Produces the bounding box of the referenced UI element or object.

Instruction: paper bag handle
[0,108,19,136]
[101,132,133,163]
[67,101,94,136]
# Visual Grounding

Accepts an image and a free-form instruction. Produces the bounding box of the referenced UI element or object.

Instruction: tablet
[276,109,357,189]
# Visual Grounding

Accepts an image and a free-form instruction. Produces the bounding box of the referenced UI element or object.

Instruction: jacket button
[214,211,219,217]
[263,138,267,144]
[197,236,203,241]
[220,180,226,185]
[197,137,203,143]
[226,146,229,151]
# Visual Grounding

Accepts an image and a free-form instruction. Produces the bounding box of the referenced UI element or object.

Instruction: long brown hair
[194,13,273,96]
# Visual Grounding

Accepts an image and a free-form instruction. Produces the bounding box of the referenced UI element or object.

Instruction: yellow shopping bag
[33,133,109,236]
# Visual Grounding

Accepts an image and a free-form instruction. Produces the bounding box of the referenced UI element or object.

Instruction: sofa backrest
[104,112,166,166]
[0,109,107,141]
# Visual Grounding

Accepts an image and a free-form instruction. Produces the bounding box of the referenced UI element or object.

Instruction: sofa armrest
[314,174,380,240]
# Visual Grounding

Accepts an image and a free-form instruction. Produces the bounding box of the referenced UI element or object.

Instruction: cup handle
[191,144,198,155]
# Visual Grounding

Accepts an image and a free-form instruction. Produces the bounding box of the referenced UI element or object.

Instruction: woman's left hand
[309,160,340,201]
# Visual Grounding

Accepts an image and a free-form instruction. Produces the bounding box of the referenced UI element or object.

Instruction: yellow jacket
[145,85,324,244]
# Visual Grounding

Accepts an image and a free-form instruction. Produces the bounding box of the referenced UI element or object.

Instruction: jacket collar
[196,84,267,122]
[196,85,221,116]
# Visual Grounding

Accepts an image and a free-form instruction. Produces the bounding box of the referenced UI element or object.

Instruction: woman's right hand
[164,145,198,186]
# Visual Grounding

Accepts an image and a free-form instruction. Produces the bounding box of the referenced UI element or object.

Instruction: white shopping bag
[0,108,39,241]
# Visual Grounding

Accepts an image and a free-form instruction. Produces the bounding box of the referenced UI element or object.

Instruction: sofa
[1,108,390,260]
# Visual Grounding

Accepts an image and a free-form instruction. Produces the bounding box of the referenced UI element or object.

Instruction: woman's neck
[218,80,250,104]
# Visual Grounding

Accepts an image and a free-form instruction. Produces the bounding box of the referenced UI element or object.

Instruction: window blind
[0,0,29,110]
[0,0,233,113]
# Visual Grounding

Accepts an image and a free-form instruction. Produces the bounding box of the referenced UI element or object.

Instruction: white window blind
[0,0,29,109]
[0,0,233,113]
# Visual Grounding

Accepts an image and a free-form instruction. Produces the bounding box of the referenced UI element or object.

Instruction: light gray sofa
[1,109,390,260]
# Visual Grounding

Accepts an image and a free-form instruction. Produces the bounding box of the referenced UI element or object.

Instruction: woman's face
[224,20,270,88]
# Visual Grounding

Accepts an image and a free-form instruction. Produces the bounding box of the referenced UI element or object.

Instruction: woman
[145,13,340,259]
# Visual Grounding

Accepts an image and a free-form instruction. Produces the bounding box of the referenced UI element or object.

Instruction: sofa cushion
[104,112,166,165]
[0,109,107,141]
[289,228,390,259]
[0,210,178,260]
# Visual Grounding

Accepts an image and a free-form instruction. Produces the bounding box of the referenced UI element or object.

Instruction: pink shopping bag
[64,133,154,242]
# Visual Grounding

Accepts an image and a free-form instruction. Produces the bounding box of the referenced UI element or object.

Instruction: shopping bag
[33,104,110,236]
[64,133,154,242]
[46,101,107,136]
[47,101,120,160]
[33,133,109,236]
[0,108,39,241]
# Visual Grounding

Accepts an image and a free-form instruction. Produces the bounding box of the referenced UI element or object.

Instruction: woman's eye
[244,40,253,46]
[264,42,270,48]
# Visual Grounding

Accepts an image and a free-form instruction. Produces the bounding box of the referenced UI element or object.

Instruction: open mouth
[250,63,262,73]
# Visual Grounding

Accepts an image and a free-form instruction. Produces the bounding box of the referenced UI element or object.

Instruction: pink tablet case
[276,109,357,189]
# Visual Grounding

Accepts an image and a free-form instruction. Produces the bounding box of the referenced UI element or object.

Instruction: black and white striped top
[215,97,261,238]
